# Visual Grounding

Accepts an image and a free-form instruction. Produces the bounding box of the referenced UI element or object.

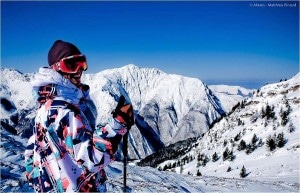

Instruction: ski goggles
[52,54,88,74]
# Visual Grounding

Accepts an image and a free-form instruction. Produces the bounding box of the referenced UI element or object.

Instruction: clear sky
[1,1,299,88]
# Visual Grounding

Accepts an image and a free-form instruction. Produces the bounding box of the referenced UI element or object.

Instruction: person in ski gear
[24,40,134,192]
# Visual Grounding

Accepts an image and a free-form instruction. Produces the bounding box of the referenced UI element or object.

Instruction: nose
[76,67,84,74]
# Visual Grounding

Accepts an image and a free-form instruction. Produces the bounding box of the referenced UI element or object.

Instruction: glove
[112,95,135,128]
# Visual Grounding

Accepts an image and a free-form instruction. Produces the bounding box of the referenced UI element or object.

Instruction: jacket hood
[31,67,85,104]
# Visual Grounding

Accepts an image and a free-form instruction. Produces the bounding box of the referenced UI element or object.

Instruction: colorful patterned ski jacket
[24,67,128,192]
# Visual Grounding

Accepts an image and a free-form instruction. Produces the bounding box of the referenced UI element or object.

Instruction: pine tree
[240,165,247,178]
[250,134,258,151]
[251,134,258,145]
[266,104,275,119]
[280,107,289,126]
[223,139,228,147]
[196,169,202,176]
[237,139,246,151]
[163,165,168,171]
[266,135,276,151]
[223,147,234,161]
[240,100,245,108]
[262,103,275,120]
[197,153,201,162]
[234,132,242,141]
[237,118,243,126]
[172,162,176,168]
[282,96,291,114]
[288,123,295,133]
[227,166,232,172]
[212,152,219,162]
[228,148,235,161]
[223,147,229,161]
[276,132,286,148]
[180,165,183,174]
[202,155,209,166]
[245,144,253,154]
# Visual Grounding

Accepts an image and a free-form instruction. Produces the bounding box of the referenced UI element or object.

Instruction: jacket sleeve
[93,118,128,158]
[63,109,127,170]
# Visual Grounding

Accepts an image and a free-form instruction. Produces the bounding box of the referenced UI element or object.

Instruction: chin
[71,80,81,87]
[75,82,82,87]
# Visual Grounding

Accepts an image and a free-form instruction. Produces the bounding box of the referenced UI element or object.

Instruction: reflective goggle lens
[59,55,87,73]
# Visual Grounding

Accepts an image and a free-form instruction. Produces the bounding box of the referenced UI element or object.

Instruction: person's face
[56,55,87,87]
[63,68,83,87]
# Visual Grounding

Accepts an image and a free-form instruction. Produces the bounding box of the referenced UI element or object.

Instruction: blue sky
[1,1,299,88]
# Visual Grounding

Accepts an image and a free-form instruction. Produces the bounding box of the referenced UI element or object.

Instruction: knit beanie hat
[48,40,81,66]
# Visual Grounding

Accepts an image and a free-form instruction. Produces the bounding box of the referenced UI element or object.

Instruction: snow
[0,68,35,110]
[156,73,300,189]
[208,84,255,113]
[0,65,299,192]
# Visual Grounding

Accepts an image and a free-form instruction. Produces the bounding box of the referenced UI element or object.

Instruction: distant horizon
[1,63,296,90]
[203,79,285,89]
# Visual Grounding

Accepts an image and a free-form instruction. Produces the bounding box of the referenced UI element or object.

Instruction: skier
[24,40,134,192]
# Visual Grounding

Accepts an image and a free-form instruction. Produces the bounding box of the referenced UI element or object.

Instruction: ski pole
[123,131,129,192]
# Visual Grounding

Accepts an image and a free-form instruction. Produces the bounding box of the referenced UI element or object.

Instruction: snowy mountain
[146,73,299,186]
[0,66,298,192]
[83,64,228,158]
[1,65,251,159]
[0,69,36,137]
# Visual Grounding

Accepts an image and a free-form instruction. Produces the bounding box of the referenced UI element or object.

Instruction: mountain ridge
[1,64,255,159]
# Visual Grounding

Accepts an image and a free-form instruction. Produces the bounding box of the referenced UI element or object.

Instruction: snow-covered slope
[1,125,299,192]
[156,73,300,184]
[1,130,299,193]
[107,161,299,192]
